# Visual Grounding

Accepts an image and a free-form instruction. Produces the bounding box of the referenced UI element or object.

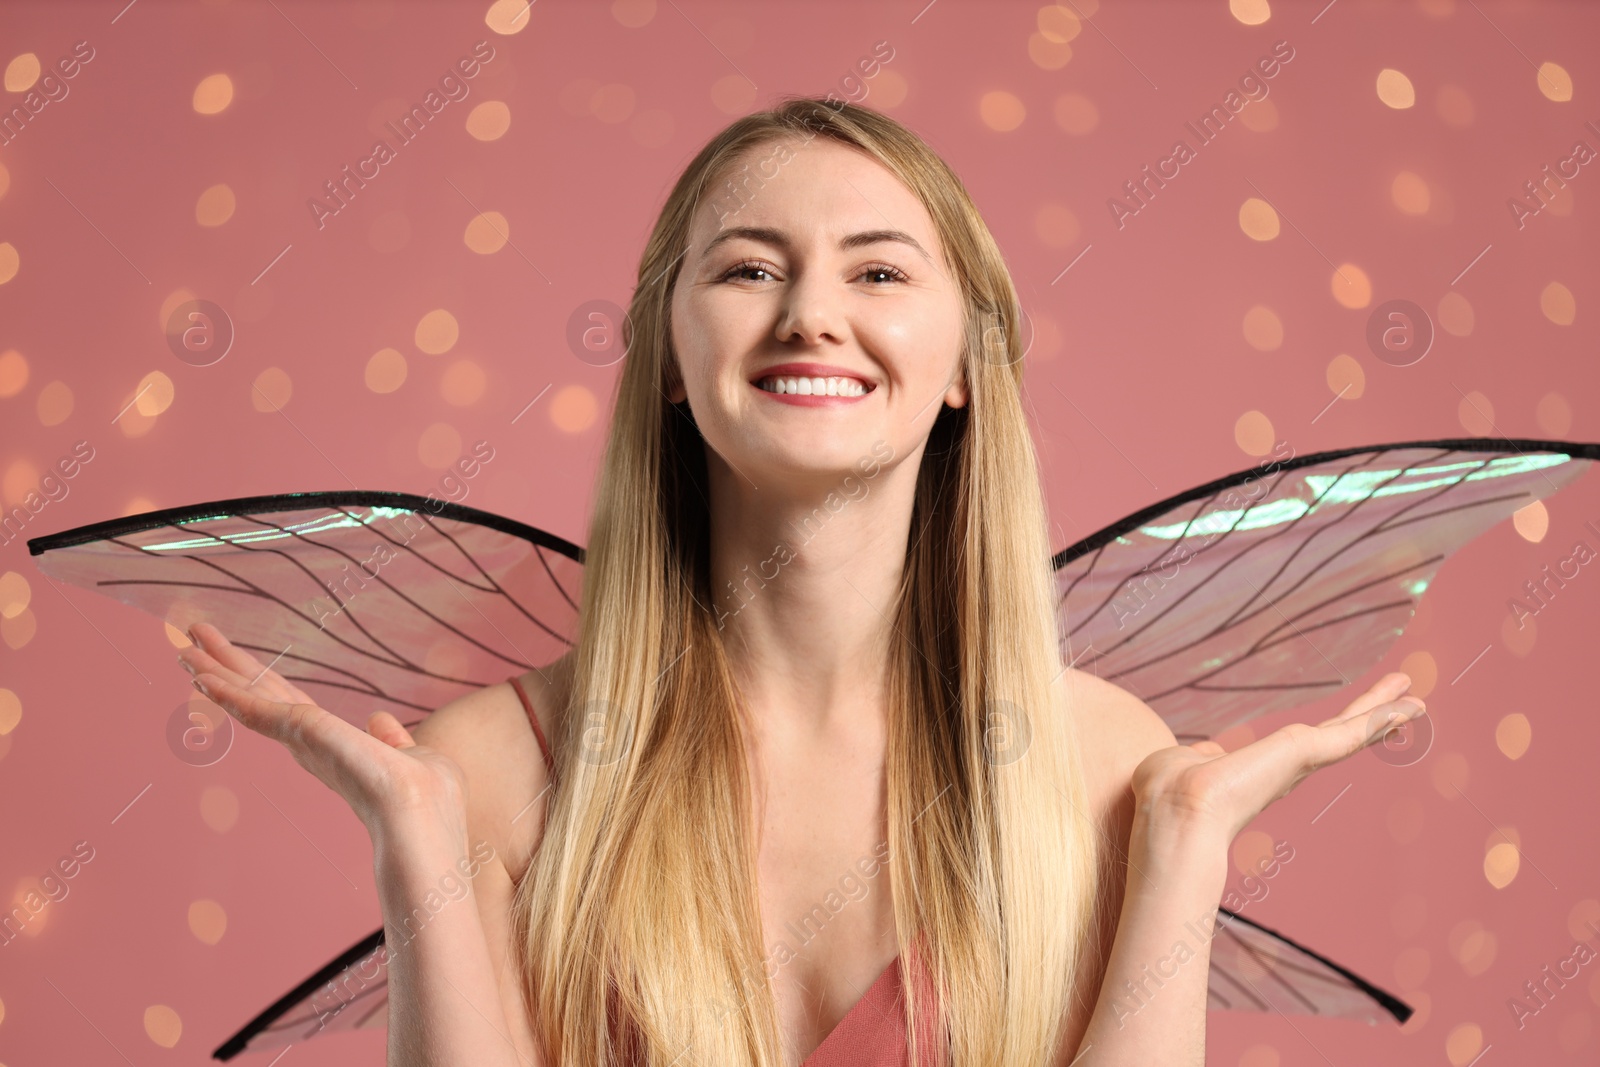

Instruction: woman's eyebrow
[701,226,933,263]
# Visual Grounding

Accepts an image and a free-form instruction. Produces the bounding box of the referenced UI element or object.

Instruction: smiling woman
[156,97,1434,1067]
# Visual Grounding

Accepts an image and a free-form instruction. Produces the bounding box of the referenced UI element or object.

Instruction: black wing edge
[1050,437,1600,569]
[211,926,386,1061]
[1215,905,1414,1024]
[25,488,586,564]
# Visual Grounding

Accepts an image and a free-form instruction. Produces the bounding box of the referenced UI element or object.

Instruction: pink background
[2,0,1598,1064]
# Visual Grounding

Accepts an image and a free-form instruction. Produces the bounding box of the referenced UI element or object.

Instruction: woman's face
[668,136,968,489]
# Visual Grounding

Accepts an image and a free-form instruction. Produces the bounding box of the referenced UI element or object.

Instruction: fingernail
[192,677,209,696]
[177,653,196,676]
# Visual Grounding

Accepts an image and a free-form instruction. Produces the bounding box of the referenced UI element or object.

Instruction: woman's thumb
[366,710,417,749]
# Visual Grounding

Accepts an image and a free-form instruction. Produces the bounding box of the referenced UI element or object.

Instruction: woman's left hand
[1129,671,1427,844]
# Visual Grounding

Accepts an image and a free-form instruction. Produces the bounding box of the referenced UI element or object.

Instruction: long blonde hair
[511,96,1103,1066]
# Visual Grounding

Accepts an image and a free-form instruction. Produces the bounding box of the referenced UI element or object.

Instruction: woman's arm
[1059,670,1426,1065]
[375,814,539,1067]
[1065,807,1227,1063]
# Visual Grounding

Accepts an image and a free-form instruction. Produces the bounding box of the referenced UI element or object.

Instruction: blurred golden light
[2,459,40,507]
[251,367,293,412]
[1431,751,1469,798]
[1230,0,1270,24]
[0,349,25,396]
[1496,713,1531,760]
[1445,1022,1483,1065]
[0,573,24,620]
[1512,500,1548,543]
[1391,171,1430,215]
[0,242,19,285]
[195,183,236,227]
[466,100,511,140]
[365,347,407,393]
[591,83,635,123]
[1398,650,1437,698]
[612,0,657,29]
[0,687,21,734]
[415,309,459,355]
[1242,305,1283,351]
[2,606,36,649]
[418,422,463,469]
[551,383,599,433]
[1437,291,1474,336]
[1230,830,1275,876]
[1331,263,1371,309]
[1457,390,1494,436]
[1038,4,1082,42]
[1325,354,1365,399]
[1535,392,1572,436]
[144,1004,182,1048]
[1501,611,1536,657]
[4,53,40,92]
[1376,68,1415,109]
[136,371,175,416]
[1028,33,1072,71]
[200,785,240,832]
[1484,842,1520,889]
[1238,198,1279,240]
[464,211,510,254]
[1541,281,1575,325]
[440,359,487,406]
[192,73,234,115]
[1537,61,1573,102]
[1052,92,1097,135]
[36,381,72,426]
[979,91,1026,132]
[1233,411,1275,457]
[188,899,228,944]
[1033,203,1080,248]
[486,0,532,34]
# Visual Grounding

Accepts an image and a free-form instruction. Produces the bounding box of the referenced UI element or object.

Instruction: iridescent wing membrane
[29,491,585,728]
[1053,440,1598,742]
[28,440,1596,1055]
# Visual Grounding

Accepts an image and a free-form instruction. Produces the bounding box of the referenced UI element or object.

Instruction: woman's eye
[858,264,908,284]
[720,261,774,283]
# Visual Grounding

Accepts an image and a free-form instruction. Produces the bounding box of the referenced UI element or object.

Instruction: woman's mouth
[752,375,870,399]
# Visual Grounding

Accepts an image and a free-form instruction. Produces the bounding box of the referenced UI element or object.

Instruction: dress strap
[508,674,554,776]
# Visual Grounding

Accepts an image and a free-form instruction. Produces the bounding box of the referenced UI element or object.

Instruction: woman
[178,98,1426,1067]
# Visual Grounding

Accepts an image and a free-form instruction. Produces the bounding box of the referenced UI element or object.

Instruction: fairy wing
[1055,437,1598,1025]
[28,490,585,728]
[1206,907,1413,1023]
[1053,439,1599,742]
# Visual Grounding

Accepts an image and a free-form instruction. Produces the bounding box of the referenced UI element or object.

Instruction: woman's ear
[943,365,969,410]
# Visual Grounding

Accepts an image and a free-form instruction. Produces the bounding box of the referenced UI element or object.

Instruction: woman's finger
[185,623,309,703]
[194,675,396,799]
[366,710,417,750]
[1319,671,1412,728]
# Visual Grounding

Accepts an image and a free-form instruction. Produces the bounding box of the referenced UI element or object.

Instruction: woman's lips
[750,379,875,406]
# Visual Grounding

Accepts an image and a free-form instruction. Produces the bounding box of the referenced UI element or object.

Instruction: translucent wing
[1206,907,1412,1024]
[209,929,390,1060]
[1053,439,1599,741]
[1055,437,1598,1027]
[28,490,584,728]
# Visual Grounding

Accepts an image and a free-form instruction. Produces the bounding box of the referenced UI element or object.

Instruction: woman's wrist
[1127,804,1232,890]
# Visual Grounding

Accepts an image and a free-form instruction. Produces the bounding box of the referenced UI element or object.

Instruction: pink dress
[508,675,948,1066]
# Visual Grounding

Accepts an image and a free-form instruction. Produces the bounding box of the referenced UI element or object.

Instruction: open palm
[177,622,469,835]
[1132,672,1427,843]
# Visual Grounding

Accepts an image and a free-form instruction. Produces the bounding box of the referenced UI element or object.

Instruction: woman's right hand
[177,621,470,838]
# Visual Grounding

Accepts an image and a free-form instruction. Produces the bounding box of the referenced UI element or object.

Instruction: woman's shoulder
[1051,668,1176,816]
[408,650,576,884]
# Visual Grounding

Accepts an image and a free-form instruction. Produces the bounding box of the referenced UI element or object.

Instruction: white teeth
[756,375,870,397]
